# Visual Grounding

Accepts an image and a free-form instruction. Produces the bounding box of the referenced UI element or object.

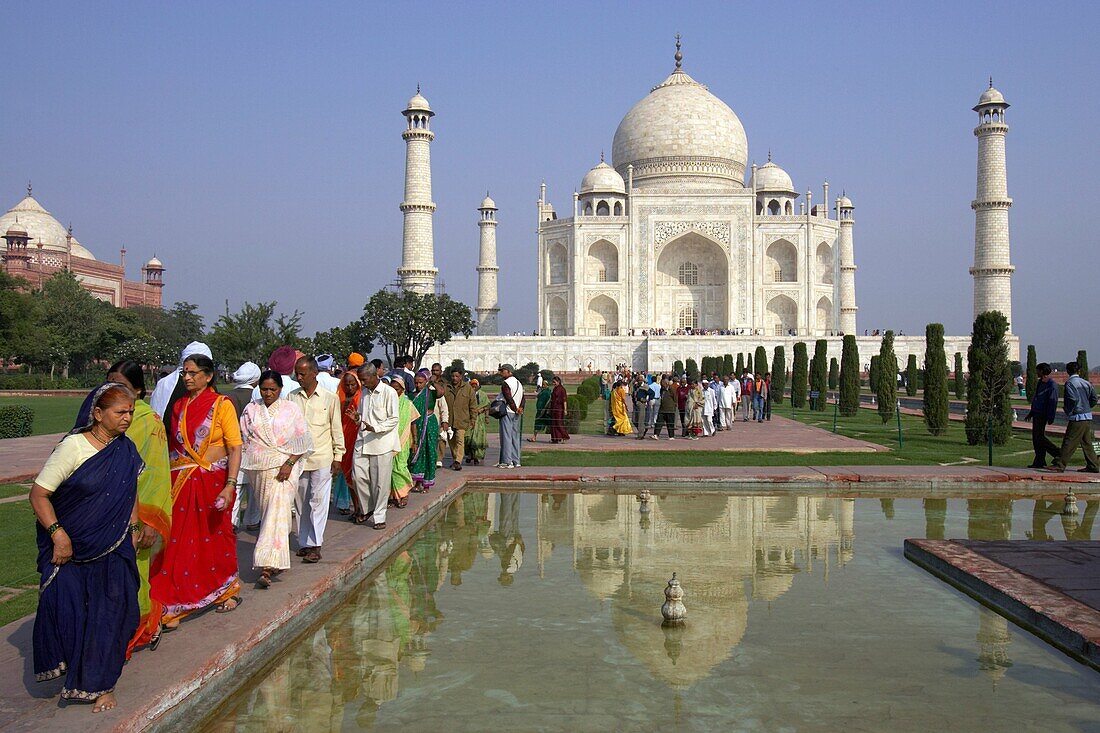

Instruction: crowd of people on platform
[24,342,546,713]
[602,367,772,440]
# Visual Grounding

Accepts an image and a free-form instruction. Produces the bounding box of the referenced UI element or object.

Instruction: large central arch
[655,232,729,330]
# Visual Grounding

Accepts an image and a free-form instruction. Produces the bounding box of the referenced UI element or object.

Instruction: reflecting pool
[202,492,1100,732]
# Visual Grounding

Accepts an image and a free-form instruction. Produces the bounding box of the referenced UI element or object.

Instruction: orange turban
[347,353,365,367]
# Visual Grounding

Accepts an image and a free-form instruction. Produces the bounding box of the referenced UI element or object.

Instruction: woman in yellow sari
[608,381,634,436]
[387,377,420,509]
[106,361,171,655]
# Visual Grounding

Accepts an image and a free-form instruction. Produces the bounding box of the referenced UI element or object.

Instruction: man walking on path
[720,376,738,430]
[290,356,345,563]
[1025,363,1061,469]
[444,367,477,471]
[351,365,400,529]
[741,372,754,421]
[497,364,525,468]
[1051,361,1098,473]
[676,378,690,437]
[657,377,678,439]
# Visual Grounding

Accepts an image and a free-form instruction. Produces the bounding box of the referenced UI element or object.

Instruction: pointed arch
[586,294,619,336]
[816,296,833,333]
[766,294,798,336]
[587,239,618,283]
[547,242,568,285]
[816,242,834,285]
[766,239,798,282]
[655,232,728,330]
[546,295,568,335]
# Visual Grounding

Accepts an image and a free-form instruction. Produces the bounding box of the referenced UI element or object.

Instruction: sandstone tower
[970,80,1014,330]
[398,87,438,294]
[476,194,500,335]
[837,194,857,335]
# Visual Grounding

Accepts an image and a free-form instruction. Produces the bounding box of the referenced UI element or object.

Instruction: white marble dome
[479,194,497,210]
[611,67,748,189]
[977,86,1006,107]
[752,159,795,193]
[145,256,163,268]
[0,194,96,260]
[580,160,626,195]
[405,89,432,114]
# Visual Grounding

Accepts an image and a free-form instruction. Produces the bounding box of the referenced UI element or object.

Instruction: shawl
[128,399,172,549]
[240,399,315,471]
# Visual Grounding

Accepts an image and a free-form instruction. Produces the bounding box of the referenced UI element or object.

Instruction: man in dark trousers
[1051,361,1099,473]
[1024,362,1060,469]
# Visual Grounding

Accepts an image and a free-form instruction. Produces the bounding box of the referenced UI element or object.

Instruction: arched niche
[586,294,619,336]
[816,296,833,333]
[766,239,798,283]
[547,295,568,335]
[547,242,568,285]
[655,232,728,330]
[766,294,798,336]
[816,242,834,285]
[587,240,619,283]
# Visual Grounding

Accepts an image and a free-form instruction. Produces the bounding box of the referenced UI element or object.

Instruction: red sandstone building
[0,186,164,307]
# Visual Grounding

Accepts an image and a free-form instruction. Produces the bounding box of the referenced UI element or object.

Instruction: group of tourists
[26,342,531,713]
[605,368,772,440]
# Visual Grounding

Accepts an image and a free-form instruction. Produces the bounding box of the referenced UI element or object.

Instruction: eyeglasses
[182,370,206,377]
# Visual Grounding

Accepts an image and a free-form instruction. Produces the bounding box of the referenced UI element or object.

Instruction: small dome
[479,194,497,210]
[752,159,795,193]
[580,160,626,195]
[0,194,96,260]
[145,256,163,268]
[5,219,28,237]
[977,86,1005,106]
[837,195,853,208]
[404,89,432,114]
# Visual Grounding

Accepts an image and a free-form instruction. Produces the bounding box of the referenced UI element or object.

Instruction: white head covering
[179,341,212,366]
[232,361,261,386]
[150,341,214,417]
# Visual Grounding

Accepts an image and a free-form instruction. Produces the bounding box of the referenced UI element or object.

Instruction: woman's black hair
[258,370,284,388]
[163,354,219,436]
[106,359,147,399]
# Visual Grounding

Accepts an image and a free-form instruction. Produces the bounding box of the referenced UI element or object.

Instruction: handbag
[488,396,508,420]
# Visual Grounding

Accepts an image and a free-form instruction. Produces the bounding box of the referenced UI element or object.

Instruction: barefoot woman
[29,383,143,713]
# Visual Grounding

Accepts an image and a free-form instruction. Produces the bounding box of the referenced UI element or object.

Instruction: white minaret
[837,194,858,335]
[398,86,438,294]
[970,79,1014,330]
[476,193,500,335]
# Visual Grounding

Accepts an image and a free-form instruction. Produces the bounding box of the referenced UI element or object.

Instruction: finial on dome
[600,151,605,163]
[989,76,993,89]
[67,223,73,237]
[416,82,421,94]
[674,33,682,69]
[26,181,32,197]
[767,149,772,163]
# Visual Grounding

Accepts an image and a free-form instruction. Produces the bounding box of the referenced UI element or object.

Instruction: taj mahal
[407,42,1016,372]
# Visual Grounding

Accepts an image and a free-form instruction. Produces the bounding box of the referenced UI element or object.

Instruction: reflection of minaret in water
[968,499,1014,683]
[924,499,947,539]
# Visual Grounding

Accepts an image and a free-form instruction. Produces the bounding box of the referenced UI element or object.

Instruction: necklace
[89,427,115,446]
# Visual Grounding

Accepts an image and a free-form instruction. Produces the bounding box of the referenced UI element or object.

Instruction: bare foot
[92,692,117,713]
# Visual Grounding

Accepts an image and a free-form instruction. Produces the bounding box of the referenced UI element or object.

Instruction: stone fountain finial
[661,573,686,625]
[1063,488,1079,516]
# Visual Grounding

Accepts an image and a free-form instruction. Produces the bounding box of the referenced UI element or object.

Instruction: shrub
[686,358,699,380]
[906,354,919,397]
[576,377,600,403]
[876,331,898,423]
[746,353,754,375]
[701,356,714,375]
[513,362,541,385]
[722,354,734,375]
[1077,350,1089,377]
[771,346,786,405]
[736,353,745,375]
[1025,345,1037,400]
[923,323,949,436]
[673,360,684,376]
[754,346,768,377]
[0,405,34,438]
[810,340,828,411]
[828,357,839,390]
[953,352,966,400]
[790,343,808,408]
[539,369,555,385]
[565,395,589,433]
[839,335,860,417]
[869,355,880,392]
[965,311,1013,446]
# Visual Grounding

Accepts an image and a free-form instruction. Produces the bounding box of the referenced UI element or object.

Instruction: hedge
[0,374,98,390]
[0,405,34,439]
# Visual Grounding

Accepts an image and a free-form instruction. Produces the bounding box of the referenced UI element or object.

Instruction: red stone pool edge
[905,538,1100,672]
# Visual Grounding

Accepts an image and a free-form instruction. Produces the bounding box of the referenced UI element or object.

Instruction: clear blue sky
[3,1,1097,361]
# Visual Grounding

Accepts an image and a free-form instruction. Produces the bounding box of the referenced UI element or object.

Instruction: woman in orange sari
[335,371,362,517]
[151,354,243,628]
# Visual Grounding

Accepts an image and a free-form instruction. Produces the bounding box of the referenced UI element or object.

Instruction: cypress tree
[953,352,966,400]
[791,342,809,408]
[810,339,828,411]
[746,353,754,374]
[771,346,786,405]
[754,346,768,376]
[869,355,880,393]
[736,353,744,375]
[876,330,898,423]
[673,359,684,377]
[828,357,839,390]
[1025,345,1037,400]
[701,356,713,375]
[923,323,949,436]
[839,335,860,416]
[686,358,699,380]
[1077,349,1089,377]
[965,311,1013,446]
[906,354,919,397]
[722,353,734,376]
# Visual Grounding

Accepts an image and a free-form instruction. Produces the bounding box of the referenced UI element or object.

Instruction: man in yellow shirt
[290,356,345,563]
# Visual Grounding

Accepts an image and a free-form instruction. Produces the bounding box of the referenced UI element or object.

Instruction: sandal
[397,498,408,508]
[215,596,242,613]
[257,571,272,589]
[353,514,370,525]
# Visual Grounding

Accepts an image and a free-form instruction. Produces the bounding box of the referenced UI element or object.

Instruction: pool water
[202,492,1100,732]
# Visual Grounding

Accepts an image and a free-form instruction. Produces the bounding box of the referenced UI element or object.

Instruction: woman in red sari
[548,376,570,444]
[151,354,243,628]
[335,370,362,518]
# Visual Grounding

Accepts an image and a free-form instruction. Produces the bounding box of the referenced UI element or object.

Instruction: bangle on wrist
[46,522,62,537]
[129,522,143,534]
[225,478,238,486]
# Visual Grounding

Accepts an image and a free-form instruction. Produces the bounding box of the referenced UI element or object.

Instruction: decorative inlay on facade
[584,233,621,247]
[654,220,730,247]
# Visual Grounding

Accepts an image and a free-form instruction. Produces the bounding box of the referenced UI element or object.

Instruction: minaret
[397,86,438,295]
[837,194,858,335]
[970,79,1014,330]
[476,193,500,335]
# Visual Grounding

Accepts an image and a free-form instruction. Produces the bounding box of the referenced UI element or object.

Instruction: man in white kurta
[352,367,400,529]
[720,376,740,429]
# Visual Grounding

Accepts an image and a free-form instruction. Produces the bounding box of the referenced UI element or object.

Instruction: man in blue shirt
[1024,362,1060,469]
[1052,361,1098,473]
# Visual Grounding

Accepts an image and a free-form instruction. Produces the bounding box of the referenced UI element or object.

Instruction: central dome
[611,66,748,191]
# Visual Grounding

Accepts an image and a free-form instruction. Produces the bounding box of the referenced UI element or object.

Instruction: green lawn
[0,483,28,499]
[0,499,40,626]
[0,395,86,436]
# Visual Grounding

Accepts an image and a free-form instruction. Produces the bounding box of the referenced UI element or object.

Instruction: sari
[465,389,489,460]
[151,387,242,623]
[391,395,421,501]
[687,386,705,436]
[334,378,362,513]
[533,387,552,432]
[34,384,141,701]
[240,399,314,570]
[549,384,570,442]
[409,388,439,489]
[609,385,634,435]
[126,399,172,657]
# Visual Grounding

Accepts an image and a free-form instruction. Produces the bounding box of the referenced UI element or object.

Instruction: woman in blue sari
[28,383,143,713]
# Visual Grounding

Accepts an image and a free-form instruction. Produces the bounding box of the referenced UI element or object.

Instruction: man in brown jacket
[444,367,478,471]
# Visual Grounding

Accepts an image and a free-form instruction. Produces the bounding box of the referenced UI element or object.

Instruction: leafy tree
[735,353,745,375]
[754,346,768,377]
[28,272,116,377]
[0,271,38,363]
[828,357,839,390]
[876,330,898,423]
[207,301,280,367]
[954,352,966,400]
[790,342,808,408]
[839,335,860,416]
[673,359,684,376]
[722,353,734,375]
[360,289,475,368]
[771,346,786,405]
[1077,349,1089,376]
[905,354,919,397]
[810,340,828,411]
[686,358,699,380]
[923,323,949,435]
[273,310,306,350]
[965,311,1013,446]
[1025,345,1038,400]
